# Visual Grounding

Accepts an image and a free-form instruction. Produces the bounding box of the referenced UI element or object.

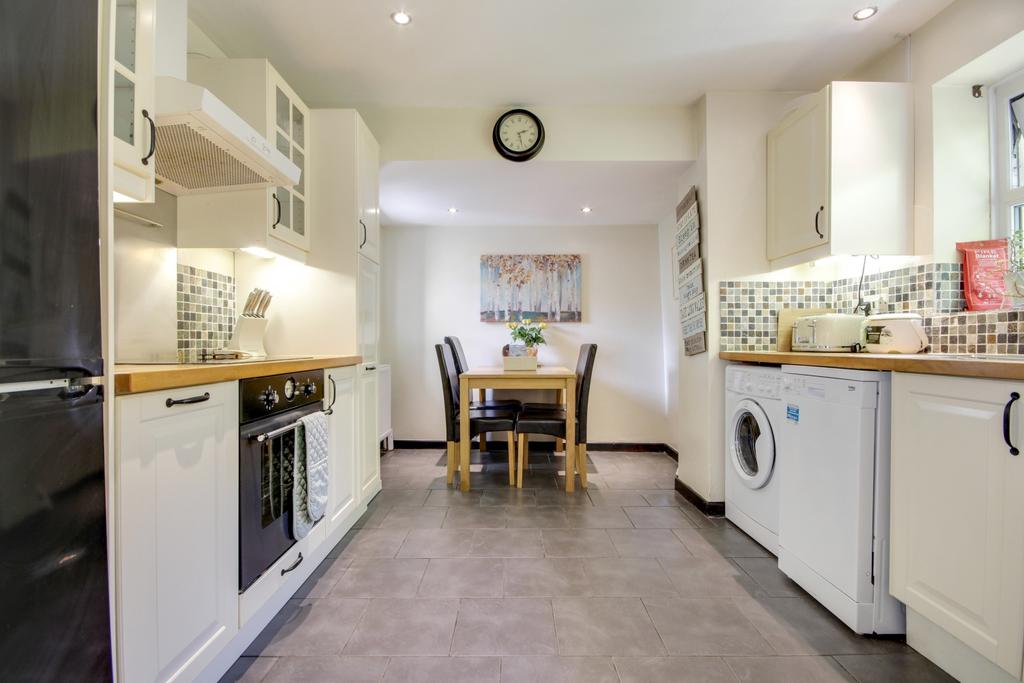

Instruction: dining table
[458,365,579,492]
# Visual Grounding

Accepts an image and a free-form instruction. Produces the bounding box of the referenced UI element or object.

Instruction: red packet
[957,239,1009,311]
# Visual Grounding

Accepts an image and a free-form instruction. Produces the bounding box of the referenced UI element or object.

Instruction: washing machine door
[729,398,776,490]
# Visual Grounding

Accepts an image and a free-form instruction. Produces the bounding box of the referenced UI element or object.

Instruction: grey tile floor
[223,448,956,683]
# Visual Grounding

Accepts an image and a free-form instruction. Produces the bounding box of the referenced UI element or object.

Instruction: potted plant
[502,319,547,369]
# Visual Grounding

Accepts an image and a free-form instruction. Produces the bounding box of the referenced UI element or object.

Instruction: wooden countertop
[114,355,362,395]
[720,350,1024,381]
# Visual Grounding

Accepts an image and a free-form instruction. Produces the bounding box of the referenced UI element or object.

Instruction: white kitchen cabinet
[358,254,381,365]
[890,373,1024,678]
[325,365,359,535]
[177,58,310,258]
[111,0,156,203]
[356,120,381,263]
[357,363,381,503]
[116,382,238,683]
[766,81,913,269]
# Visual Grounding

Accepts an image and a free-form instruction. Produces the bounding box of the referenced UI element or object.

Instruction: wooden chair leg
[479,432,488,452]
[517,434,528,488]
[578,443,589,489]
[446,441,456,485]
[506,432,516,487]
[555,437,564,452]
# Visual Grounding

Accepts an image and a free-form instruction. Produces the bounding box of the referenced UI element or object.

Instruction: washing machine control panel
[726,367,781,399]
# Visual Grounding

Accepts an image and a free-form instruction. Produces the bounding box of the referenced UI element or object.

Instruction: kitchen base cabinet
[326,366,359,535]
[890,373,1024,679]
[116,382,238,683]
[358,363,381,503]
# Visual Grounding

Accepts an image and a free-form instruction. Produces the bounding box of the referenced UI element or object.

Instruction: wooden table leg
[460,378,472,492]
[564,378,576,493]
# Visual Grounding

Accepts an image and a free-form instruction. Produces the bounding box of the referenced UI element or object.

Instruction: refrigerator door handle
[0,378,71,394]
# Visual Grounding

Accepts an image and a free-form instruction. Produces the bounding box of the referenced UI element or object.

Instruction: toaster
[861,313,930,354]
[791,313,865,352]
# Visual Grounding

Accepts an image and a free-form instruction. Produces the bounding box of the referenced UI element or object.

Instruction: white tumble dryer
[724,364,783,555]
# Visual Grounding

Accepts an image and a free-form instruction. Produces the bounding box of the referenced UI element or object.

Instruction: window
[992,71,1024,238]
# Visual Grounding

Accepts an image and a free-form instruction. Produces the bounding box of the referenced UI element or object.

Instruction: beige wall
[849,0,1024,259]
[382,223,667,444]
[360,105,695,163]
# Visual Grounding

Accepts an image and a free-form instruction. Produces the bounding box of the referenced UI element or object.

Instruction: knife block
[220,317,268,358]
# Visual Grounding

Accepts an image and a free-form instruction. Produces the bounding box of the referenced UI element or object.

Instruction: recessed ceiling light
[391,10,411,25]
[448,207,459,214]
[580,206,592,214]
[852,6,878,20]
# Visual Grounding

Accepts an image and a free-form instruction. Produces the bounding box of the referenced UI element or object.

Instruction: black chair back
[434,343,460,442]
[575,344,598,443]
[444,336,469,377]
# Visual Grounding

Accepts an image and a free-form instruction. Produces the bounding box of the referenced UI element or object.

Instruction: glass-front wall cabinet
[112,0,155,203]
[269,74,309,250]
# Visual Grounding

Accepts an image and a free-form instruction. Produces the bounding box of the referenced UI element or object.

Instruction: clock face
[493,109,545,161]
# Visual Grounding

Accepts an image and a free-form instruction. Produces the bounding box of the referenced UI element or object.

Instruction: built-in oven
[238,369,329,592]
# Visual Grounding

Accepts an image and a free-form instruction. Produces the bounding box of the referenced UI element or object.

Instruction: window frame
[991,70,1024,238]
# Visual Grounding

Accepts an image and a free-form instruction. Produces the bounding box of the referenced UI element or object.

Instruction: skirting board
[675,477,725,517]
[395,439,678,458]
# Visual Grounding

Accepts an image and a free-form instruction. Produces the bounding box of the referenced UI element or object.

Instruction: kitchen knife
[242,290,258,317]
[256,292,272,318]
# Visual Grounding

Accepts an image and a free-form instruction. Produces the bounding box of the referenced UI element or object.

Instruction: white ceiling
[189,0,952,107]
[379,160,690,227]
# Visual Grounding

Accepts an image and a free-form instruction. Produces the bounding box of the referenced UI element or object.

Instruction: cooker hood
[153,76,301,196]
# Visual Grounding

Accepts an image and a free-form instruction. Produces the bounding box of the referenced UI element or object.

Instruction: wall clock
[492,109,545,162]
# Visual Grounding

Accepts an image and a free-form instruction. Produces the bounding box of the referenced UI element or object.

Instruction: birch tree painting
[480,254,582,322]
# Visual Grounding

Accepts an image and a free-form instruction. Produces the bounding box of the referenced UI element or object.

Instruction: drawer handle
[814,205,824,239]
[1004,393,1020,456]
[281,552,303,576]
[165,392,210,408]
[359,219,367,248]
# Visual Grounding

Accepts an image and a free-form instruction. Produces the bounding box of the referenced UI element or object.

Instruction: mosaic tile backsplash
[717,262,1018,354]
[177,264,235,359]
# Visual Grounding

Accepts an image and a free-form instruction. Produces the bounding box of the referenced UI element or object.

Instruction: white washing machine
[724,364,783,555]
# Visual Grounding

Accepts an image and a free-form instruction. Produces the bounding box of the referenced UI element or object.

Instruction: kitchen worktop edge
[114,355,363,395]
[720,351,1024,380]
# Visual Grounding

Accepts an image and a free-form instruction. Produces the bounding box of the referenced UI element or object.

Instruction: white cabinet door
[766,87,829,261]
[268,71,310,251]
[326,366,359,535]
[117,383,238,683]
[111,0,156,202]
[357,254,380,364]
[356,119,381,263]
[890,373,1024,677]
[357,364,381,503]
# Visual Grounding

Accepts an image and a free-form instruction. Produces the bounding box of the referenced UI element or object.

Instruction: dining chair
[435,343,518,486]
[444,335,522,452]
[515,344,598,489]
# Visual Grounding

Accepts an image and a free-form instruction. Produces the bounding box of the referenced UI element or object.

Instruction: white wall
[382,223,667,443]
[657,91,806,503]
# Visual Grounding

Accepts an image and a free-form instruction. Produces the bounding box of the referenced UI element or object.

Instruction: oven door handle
[251,410,332,442]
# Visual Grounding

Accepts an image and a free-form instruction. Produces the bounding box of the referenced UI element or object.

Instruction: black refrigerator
[0,0,113,680]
